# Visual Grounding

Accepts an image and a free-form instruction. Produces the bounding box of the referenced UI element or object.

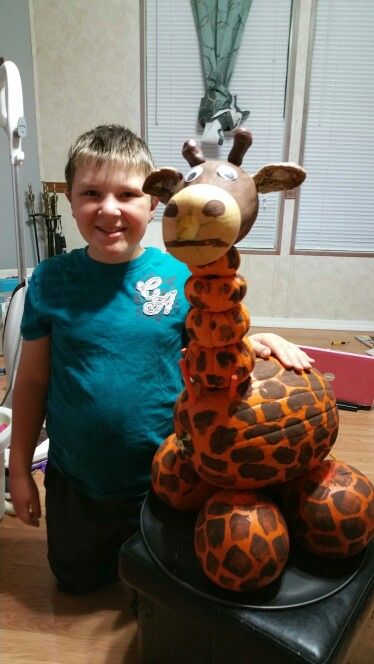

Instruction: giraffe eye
[185,165,203,182]
[217,165,238,181]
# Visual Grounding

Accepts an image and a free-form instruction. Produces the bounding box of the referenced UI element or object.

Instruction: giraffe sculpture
[143,129,374,592]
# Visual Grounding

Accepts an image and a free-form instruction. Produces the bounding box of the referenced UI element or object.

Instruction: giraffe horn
[228,128,253,166]
[182,139,206,166]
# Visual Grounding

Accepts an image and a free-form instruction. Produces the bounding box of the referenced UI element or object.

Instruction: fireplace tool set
[27,182,66,262]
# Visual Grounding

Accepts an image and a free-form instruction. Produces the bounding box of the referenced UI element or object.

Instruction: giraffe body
[143,129,374,591]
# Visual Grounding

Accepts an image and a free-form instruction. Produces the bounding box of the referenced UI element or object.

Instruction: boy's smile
[67,164,157,263]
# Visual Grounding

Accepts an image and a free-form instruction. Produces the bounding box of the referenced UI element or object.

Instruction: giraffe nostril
[164,202,179,218]
[202,200,226,217]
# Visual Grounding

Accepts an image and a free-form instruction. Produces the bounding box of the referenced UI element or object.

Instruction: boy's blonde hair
[65,125,155,192]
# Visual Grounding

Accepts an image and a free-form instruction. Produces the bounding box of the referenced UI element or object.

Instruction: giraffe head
[143,128,306,266]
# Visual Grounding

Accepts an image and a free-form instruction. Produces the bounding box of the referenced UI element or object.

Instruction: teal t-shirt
[21,247,190,500]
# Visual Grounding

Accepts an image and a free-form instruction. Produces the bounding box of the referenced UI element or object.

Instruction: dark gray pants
[44,463,144,594]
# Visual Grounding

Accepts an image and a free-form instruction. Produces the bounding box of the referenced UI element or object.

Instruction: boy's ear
[65,190,71,203]
[148,196,159,222]
[150,196,159,211]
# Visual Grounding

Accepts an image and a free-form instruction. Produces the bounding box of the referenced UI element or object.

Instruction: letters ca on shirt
[135,276,178,317]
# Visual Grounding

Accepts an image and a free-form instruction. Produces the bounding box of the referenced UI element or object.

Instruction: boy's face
[67,163,157,263]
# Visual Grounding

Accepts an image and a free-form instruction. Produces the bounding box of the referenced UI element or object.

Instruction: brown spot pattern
[185,337,255,388]
[185,274,247,312]
[186,305,249,347]
[151,434,216,512]
[282,460,374,557]
[175,356,338,490]
[194,491,289,591]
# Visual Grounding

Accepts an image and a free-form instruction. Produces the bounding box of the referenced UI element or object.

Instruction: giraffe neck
[181,247,255,401]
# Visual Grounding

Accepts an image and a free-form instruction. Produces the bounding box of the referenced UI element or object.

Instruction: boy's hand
[9,472,41,527]
[250,332,315,371]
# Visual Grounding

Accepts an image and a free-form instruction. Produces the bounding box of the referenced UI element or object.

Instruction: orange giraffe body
[176,246,339,491]
[151,433,217,512]
[143,129,374,590]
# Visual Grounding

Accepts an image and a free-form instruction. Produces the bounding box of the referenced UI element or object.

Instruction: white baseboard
[251,317,374,331]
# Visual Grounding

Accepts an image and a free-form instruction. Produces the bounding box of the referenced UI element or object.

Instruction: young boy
[9,125,313,595]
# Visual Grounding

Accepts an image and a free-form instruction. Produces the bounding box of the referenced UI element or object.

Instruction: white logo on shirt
[136,276,177,316]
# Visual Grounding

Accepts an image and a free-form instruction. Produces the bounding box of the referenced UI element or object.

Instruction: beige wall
[30,0,140,248]
[29,0,373,329]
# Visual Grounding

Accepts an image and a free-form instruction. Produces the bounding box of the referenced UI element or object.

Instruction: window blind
[145,0,292,251]
[294,0,374,254]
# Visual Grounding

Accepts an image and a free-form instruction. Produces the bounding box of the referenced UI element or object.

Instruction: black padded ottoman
[119,493,374,664]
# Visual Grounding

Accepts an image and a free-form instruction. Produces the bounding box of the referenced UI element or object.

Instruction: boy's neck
[86,245,145,264]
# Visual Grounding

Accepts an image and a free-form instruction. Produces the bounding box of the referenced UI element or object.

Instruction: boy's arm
[9,336,50,526]
[249,332,315,371]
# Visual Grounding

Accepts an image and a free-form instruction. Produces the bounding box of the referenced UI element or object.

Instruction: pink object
[0,423,9,433]
[300,345,374,408]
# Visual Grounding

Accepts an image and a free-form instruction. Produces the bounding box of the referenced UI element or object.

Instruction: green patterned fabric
[191,0,252,144]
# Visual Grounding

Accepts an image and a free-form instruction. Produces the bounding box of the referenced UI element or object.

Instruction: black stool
[119,492,374,664]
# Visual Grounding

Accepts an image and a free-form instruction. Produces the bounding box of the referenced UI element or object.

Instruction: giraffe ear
[253,163,306,194]
[143,168,184,204]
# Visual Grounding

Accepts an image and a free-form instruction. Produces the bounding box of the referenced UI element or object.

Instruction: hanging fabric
[191,0,252,145]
